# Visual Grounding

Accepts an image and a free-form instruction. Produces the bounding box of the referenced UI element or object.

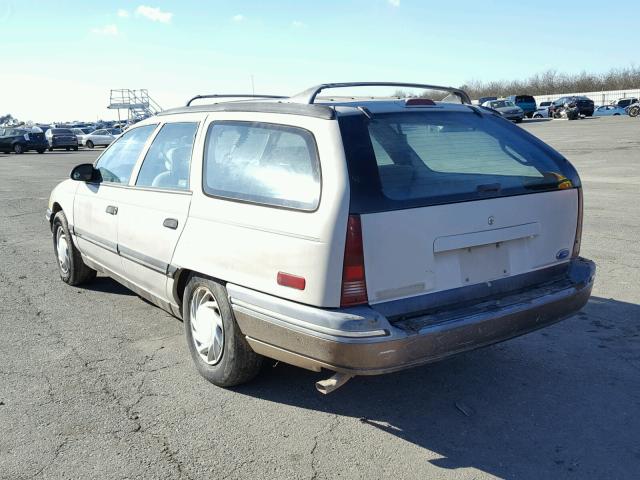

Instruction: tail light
[572,187,583,258]
[340,215,368,307]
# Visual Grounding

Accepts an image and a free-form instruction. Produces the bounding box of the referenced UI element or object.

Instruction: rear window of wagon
[339,111,580,214]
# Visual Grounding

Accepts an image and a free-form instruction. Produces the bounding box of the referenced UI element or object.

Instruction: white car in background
[70,128,93,146]
[45,82,595,393]
[83,129,116,148]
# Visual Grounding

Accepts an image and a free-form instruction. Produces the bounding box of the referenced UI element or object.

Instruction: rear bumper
[230,258,595,375]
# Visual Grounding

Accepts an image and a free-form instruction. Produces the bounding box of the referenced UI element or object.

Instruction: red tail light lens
[572,187,583,258]
[340,215,368,307]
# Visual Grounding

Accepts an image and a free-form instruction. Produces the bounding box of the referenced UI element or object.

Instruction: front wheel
[52,211,96,286]
[37,149,45,154]
[628,106,640,117]
[48,147,53,151]
[86,140,94,149]
[73,146,78,151]
[13,143,24,154]
[183,275,262,387]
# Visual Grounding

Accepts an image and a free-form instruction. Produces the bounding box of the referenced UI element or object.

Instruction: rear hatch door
[340,108,580,307]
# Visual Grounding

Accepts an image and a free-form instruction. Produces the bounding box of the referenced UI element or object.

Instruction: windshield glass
[489,100,514,108]
[339,111,578,213]
[52,128,72,134]
[515,95,535,103]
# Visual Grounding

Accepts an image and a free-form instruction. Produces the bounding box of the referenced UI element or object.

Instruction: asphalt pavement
[1,117,639,479]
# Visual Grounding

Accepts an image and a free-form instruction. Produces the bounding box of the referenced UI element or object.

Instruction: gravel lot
[1,116,639,480]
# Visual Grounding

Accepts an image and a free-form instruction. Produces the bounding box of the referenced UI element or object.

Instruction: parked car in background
[477,96,498,106]
[0,127,48,154]
[594,105,627,116]
[627,101,640,117]
[70,128,94,146]
[481,99,524,122]
[613,97,638,109]
[45,128,79,151]
[551,96,595,117]
[533,101,553,118]
[108,128,123,137]
[46,82,595,392]
[83,129,116,148]
[505,95,537,118]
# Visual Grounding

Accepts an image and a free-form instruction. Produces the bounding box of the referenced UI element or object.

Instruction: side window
[95,125,156,184]
[203,121,320,210]
[135,122,198,190]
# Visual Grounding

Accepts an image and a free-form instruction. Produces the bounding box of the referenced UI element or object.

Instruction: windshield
[489,100,514,108]
[339,111,579,213]
[52,128,72,134]
[515,95,535,103]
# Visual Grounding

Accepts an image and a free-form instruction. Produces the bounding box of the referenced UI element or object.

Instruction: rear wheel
[65,147,70,151]
[183,275,262,387]
[13,143,24,154]
[37,149,45,154]
[48,147,53,152]
[73,146,78,151]
[86,140,94,149]
[628,105,640,117]
[52,211,96,286]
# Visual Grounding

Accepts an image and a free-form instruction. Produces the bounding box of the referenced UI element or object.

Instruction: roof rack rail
[289,82,472,105]
[186,94,287,106]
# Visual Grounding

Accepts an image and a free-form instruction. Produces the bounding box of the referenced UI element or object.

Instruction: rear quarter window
[203,121,321,211]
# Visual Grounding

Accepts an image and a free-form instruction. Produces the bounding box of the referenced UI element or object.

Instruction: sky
[1,0,639,122]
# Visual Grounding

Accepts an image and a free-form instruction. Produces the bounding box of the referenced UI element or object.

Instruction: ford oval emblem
[556,248,570,260]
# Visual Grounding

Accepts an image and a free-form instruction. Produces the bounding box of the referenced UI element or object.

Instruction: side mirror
[70,163,99,182]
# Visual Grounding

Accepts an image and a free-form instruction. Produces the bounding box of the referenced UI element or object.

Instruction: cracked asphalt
[1,116,639,479]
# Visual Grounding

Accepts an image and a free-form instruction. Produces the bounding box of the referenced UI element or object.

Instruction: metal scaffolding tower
[108,89,162,124]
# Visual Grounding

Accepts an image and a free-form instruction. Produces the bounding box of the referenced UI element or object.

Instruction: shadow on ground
[233,296,640,479]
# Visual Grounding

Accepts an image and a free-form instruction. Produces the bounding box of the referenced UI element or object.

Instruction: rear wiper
[476,183,501,193]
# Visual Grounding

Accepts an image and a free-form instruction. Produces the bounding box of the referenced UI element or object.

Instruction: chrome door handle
[106,205,118,215]
[163,218,178,229]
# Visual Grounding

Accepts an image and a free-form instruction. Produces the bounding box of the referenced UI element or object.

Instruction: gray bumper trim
[231,258,596,375]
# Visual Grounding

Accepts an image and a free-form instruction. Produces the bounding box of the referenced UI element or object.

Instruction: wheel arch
[49,202,64,230]
[172,268,228,312]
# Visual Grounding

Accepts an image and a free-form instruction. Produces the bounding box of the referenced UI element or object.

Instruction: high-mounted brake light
[572,188,583,258]
[405,98,436,106]
[340,215,368,307]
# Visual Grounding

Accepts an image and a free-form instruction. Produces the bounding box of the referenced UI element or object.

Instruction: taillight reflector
[340,215,368,307]
[277,272,306,290]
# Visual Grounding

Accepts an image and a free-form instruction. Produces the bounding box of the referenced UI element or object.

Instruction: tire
[183,275,262,387]
[86,140,94,149]
[13,143,24,154]
[48,147,53,152]
[52,211,96,286]
[73,146,78,151]
[533,114,543,119]
[515,118,522,123]
[37,149,45,154]
[628,106,640,118]
[65,147,70,151]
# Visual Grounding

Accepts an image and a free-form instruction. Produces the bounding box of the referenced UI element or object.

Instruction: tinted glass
[52,129,72,134]
[339,111,579,213]
[136,122,198,190]
[203,121,320,210]
[515,95,535,103]
[95,125,156,184]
